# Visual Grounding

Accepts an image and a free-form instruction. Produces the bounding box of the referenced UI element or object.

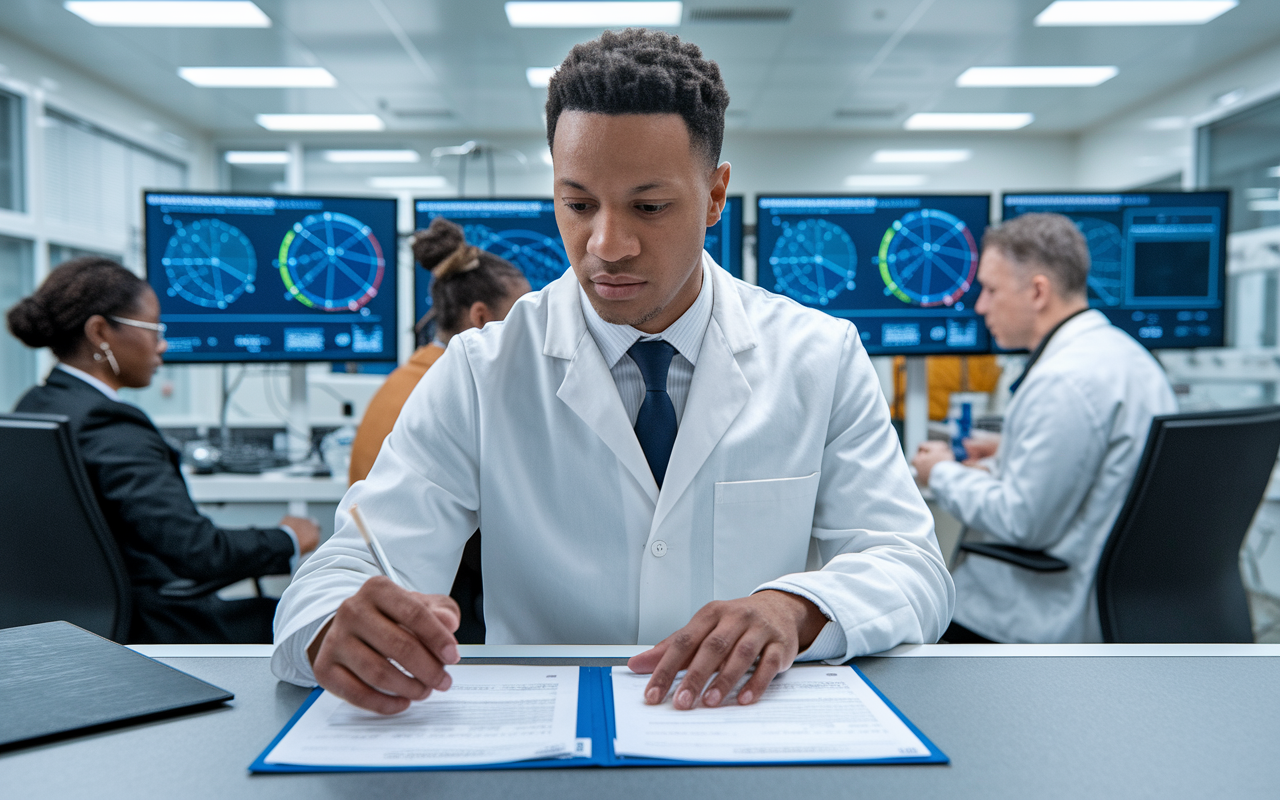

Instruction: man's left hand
[912,440,955,486]
[626,590,828,710]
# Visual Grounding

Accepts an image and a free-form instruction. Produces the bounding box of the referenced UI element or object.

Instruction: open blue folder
[251,665,948,772]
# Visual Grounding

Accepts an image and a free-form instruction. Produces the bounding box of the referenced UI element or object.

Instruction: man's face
[552,111,729,333]
[973,246,1038,351]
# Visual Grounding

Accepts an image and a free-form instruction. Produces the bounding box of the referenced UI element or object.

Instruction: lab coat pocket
[713,472,821,600]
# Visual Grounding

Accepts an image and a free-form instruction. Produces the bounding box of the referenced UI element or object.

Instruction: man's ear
[705,162,731,227]
[1029,274,1055,311]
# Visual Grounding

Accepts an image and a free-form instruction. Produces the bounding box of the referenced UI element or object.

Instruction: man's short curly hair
[545,28,730,168]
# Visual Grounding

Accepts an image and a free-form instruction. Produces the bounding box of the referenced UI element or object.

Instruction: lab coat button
[650,540,668,557]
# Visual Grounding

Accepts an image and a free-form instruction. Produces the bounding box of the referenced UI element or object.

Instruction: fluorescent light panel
[505,1,682,27]
[844,174,927,188]
[1035,1,1237,26]
[905,113,1034,130]
[324,150,420,163]
[526,67,556,88]
[224,150,290,165]
[179,67,335,88]
[872,149,971,164]
[957,66,1118,87]
[65,1,271,27]
[255,114,384,131]
[1248,200,1280,212]
[369,176,448,189]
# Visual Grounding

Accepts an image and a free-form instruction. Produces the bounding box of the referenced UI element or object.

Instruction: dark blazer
[16,369,294,642]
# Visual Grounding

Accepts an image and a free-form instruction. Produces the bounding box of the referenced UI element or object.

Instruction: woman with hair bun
[7,257,320,643]
[348,217,530,484]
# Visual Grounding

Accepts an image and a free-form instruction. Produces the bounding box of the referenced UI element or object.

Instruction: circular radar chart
[878,208,978,307]
[161,218,256,309]
[1075,217,1124,306]
[768,218,857,306]
[278,212,385,311]
[463,224,569,290]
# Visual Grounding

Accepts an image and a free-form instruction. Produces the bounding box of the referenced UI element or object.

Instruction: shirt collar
[579,257,713,369]
[56,362,120,401]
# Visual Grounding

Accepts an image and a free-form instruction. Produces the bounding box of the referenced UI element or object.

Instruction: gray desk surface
[3,644,1279,800]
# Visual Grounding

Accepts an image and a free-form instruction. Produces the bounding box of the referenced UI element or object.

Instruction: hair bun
[413,217,466,269]
[5,296,57,348]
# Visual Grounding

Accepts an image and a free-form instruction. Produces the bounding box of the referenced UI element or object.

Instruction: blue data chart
[414,199,569,324]
[144,193,398,363]
[769,218,858,305]
[161,218,257,309]
[757,195,992,355]
[1001,191,1229,349]
[704,195,744,279]
[877,209,978,308]
[278,212,386,312]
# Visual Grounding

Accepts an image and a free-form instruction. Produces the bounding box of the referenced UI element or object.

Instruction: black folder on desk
[0,621,234,751]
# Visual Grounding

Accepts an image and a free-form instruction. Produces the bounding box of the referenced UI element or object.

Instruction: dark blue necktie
[629,340,678,487]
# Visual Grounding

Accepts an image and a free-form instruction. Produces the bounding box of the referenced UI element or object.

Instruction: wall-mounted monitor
[144,192,398,363]
[756,194,992,355]
[1001,191,1229,349]
[414,198,570,325]
[707,195,743,279]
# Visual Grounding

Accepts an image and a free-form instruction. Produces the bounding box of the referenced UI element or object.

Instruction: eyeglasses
[109,316,167,339]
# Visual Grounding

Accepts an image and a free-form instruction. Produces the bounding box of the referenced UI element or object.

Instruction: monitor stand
[904,356,928,460]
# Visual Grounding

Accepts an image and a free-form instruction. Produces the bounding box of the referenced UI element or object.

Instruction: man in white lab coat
[273,28,953,714]
[913,213,1177,643]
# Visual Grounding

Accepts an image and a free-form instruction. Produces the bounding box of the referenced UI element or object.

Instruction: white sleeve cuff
[270,612,334,687]
[278,524,301,573]
[753,584,849,662]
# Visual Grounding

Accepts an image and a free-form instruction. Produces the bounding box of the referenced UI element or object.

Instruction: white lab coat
[272,254,953,685]
[930,310,1177,643]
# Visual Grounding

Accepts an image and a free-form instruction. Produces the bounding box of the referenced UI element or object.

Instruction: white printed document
[610,665,930,763]
[264,665,580,767]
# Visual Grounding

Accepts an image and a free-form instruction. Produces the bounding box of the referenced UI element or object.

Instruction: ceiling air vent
[688,7,792,22]
[834,107,900,120]
[391,108,454,119]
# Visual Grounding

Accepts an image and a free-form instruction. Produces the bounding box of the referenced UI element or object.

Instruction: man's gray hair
[982,212,1089,298]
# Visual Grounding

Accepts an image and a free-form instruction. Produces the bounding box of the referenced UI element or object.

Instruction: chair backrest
[1097,406,1280,643]
[0,413,132,641]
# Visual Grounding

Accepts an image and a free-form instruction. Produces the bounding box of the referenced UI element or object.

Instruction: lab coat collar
[1037,309,1110,365]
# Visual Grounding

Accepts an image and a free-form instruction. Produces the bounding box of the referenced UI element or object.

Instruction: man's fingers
[322,661,411,716]
[737,642,792,705]
[627,642,668,675]
[366,580,461,666]
[699,628,769,708]
[643,611,718,705]
[350,608,449,694]
[339,635,434,701]
[673,620,751,710]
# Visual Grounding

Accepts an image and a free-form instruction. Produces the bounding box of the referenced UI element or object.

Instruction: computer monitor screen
[1000,191,1229,349]
[706,195,743,279]
[413,199,570,325]
[144,192,399,363]
[756,194,992,355]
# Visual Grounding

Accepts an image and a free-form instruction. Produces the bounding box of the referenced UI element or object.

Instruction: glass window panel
[1206,96,1280,234]
[0,234,35,410]
[0,89,24,212]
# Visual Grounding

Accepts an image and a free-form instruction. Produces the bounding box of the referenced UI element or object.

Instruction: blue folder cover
[250,665,948,772]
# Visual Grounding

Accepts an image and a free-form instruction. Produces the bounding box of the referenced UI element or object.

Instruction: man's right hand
[280,515,321,554]
[308,576,462,715]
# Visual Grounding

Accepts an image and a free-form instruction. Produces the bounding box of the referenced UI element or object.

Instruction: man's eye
[637,203,668,214]
[565,202,591,212]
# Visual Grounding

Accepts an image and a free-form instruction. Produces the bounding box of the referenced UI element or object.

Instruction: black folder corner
[0,621,234,751]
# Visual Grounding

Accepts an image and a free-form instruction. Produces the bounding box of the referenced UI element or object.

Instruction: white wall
[1077,37,1280,190]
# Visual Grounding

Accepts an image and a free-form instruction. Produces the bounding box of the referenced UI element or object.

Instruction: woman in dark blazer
[6,257,319,644]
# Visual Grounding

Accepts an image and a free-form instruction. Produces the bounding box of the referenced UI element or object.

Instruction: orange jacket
[348,343,446,485]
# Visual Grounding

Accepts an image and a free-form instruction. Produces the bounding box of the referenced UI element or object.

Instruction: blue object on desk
[952,402,972,462]
[249,666,948,772]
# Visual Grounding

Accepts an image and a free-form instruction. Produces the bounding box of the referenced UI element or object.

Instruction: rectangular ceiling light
[505,2,682,27]
[872,149,972,164]
[844,174,928,188]
[224,150,290,164]
[526,67,556,88]
[65,1,271,27]
[368,176,449,189]
[905,112,1034,130]
[956,66,1118,87]
[179,67,335,88]
[324,150,420,163]
[1035,1,1237,26]
[255,114,385,131]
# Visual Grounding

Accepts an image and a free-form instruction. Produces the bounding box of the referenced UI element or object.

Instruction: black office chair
[958,406,1280,643]
[0,413,133,641]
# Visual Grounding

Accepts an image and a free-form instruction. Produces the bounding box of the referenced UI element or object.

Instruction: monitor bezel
[142,189,401,364]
